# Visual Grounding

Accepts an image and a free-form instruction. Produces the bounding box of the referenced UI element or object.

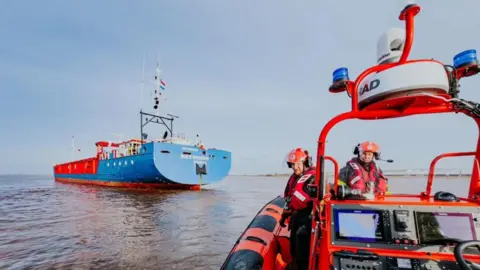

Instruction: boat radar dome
[376,28,405,65]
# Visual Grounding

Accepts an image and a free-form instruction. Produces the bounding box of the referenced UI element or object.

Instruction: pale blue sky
[2,1,480,175]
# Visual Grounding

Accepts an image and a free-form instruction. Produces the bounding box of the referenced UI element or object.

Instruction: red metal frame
[310,3,480,270]
[424,152,477,197]
[324,156,339,191]
[315,2,480,204]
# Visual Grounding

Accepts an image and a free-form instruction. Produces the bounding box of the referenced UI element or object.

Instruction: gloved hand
[279,209,292,228]
[279,217,287,228]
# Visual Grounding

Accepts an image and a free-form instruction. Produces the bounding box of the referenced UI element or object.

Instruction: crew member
[338,141,388,194]
[280,148,317,270]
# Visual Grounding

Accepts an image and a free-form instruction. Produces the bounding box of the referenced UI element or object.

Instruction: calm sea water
[0,174,470,269]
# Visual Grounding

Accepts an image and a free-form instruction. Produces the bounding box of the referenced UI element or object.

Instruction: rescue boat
[220,196,294,269]
[222,3,480,270]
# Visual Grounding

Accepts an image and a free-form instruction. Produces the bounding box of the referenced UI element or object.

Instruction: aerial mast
[140,52,145,112]
[139,57,177,144]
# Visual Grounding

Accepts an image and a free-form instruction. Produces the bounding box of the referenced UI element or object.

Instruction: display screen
[334,209,384,242]
[397,258,412,269]
[415,212,476,243]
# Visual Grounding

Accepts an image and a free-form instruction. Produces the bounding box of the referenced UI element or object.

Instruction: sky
[1,0,480,175]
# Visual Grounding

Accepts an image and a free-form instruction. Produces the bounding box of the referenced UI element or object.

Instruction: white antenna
[149,53,169,117]
[140,52,145,112]
[154,58,167,117]
[155,61,161,116]
[71,136,75,161]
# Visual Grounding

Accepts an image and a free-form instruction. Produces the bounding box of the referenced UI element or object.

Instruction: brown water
[0,174,470,269]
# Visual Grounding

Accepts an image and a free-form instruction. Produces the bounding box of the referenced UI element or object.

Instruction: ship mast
[140,52,145,113]
[153,62,164,116]
[139,57,179,145]
[71,136,75,161]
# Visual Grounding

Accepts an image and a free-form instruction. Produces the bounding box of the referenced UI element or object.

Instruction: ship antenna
[154,57,166,117]
[156,61,161,117]
[72,136,80,160]
[71,136,75,161]
[140,52,145,112]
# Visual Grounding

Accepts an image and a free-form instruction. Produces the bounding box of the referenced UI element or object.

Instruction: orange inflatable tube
[221,196,292,270]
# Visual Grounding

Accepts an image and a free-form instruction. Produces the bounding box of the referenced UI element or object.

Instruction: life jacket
[284,167,316,198]
[284,174,297,199]
[289,167,316,210]
[346,158,387,194]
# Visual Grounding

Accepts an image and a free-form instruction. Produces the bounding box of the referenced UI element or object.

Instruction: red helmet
[354,141,380,158]
[359,141,380,153]
[286,148,311,168]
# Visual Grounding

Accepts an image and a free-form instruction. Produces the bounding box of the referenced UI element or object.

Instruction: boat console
[329,199,480,269]
[221,1,480,269]
[308,2,480,269]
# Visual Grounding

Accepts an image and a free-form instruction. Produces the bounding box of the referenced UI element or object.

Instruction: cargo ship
[53,63,232,190]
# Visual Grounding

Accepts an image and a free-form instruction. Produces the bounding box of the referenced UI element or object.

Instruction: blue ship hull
[53,141,231,189]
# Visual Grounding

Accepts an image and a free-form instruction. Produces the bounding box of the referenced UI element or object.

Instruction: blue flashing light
[332,67,349,83]
[454,49,478,69]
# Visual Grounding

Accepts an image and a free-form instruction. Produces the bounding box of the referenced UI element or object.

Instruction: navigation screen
[415,212,476,243]
[397,258,412,269]
[334,209,384,242]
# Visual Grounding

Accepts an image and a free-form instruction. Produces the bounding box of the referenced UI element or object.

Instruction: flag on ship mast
[156,63,166,91]
[159,79,166,91]
[152,60,167,114]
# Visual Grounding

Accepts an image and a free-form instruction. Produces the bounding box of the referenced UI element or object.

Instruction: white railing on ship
[172,132,186,139]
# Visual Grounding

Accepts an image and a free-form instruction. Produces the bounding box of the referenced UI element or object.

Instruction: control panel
[332,250,463,270]
[329,203,480,269]
[330,204,480,251]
